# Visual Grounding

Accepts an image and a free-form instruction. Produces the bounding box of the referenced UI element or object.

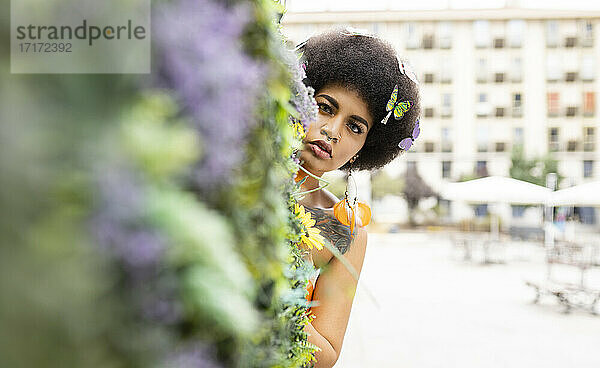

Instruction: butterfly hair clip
[381,84,411,125]
[398,58,419,85]
[398,119,421,150]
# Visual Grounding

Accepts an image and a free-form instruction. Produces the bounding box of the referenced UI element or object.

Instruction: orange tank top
[305,267,320,304]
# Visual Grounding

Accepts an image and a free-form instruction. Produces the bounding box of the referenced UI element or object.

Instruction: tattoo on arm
[305,206,352,254]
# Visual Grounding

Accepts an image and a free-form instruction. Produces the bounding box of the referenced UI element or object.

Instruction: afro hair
[297,27,421,172]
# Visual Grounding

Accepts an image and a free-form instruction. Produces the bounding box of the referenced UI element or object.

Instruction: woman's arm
[306,227,368,368]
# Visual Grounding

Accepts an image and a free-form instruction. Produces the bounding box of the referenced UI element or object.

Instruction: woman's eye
[318,103,333,115]
[348,122,363,134]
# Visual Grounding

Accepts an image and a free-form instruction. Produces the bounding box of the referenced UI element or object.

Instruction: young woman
[293,28,421,367]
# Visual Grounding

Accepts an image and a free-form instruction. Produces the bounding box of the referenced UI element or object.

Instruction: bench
[525,241,600,315]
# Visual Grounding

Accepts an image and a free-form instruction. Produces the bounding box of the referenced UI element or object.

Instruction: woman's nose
[321,125,341,143]
[321,118,343,142]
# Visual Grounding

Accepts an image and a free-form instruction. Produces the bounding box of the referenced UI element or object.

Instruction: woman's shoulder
[319,188,340,209]
[304,204,367,259]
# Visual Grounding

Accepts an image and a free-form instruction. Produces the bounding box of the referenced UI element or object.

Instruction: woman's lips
[308,142,332,159]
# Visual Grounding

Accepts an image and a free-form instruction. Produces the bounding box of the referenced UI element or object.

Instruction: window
[441,127,452,152]
[547,92,560,116]
[440,61,452,83]
[546,21,559,47]
[565,37,577,48]
[549,127,559,151]
[547,55,560,82]
[495,142,506,152]
[371,22,382,35]
[584,160,594,178]
[476,160,488,177]
[442,161,452,178]
[575,207,596,225]
[494,38,505,48]
[582,20,594,47]
[565,72,578,82]
[424,73,435,84]
[584,92,595,116]
[477,126,489,152]
[511,57,522,82]
[567,140,578,151]
[566,106,578,117]
[494,73,505,83]
[474,204,488,217]
[514,127,524,145]
[474,21,490,48]
[424,142,435,152]
[512,205,526,218]
[581,55,595,81]
[477,93,489,117]
[495,107,505,117]
[477,58,487,82]
[512,93,522,117]
[508,20,525,48]
[407,23,419,49]
[442,93,452,117]
[439,22,452,49]
[423,34,434,49]
[584,127,595,151]
[424,107,435,117]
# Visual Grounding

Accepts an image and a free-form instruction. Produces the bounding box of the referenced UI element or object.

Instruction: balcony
[564,36,577,48]
[512,107,523,118]
[566,140,579,152]
[566,106,578,117]
[565,72,578,82]
[441,107,452,118]
[584,141,595,152]
[441,142,453,153]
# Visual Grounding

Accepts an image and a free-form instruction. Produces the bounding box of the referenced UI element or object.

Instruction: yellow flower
[293,120,306,139]
[295,204,325,250]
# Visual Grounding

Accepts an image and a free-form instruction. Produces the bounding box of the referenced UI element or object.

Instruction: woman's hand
[306,227,368,368]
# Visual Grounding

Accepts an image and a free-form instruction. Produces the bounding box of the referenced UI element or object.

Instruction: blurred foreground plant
[0,0,320,367]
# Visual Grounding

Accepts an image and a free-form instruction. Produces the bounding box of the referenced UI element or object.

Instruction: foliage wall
[0,0,318,367]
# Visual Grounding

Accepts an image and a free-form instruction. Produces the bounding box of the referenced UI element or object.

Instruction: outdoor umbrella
[547,181,600,206]
[441,176,551,204]
[441,176,551,240]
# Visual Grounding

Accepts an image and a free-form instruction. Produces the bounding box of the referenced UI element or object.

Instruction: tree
[403,166,437,226]
[509,144,562,186]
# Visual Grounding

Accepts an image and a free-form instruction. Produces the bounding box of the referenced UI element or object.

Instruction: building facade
[282,7,600,226]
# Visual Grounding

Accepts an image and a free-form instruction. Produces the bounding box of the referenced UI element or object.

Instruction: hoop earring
[333,155,371,238]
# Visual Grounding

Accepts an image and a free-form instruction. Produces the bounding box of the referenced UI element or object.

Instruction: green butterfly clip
[381,85,411,124]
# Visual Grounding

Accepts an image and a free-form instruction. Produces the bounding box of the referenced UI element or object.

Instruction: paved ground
[334,232,600,368]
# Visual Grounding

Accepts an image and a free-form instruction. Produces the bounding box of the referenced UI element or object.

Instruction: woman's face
[300,84,372,174]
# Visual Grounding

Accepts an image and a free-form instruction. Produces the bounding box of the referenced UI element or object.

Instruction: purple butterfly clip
[398,119,421,150]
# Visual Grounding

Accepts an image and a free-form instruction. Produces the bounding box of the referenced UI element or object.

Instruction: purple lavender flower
[285,47,318,133]
[89,168,164,269]
[165,342,223,368]
[88,165,182,325]
[154,0,267,190]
